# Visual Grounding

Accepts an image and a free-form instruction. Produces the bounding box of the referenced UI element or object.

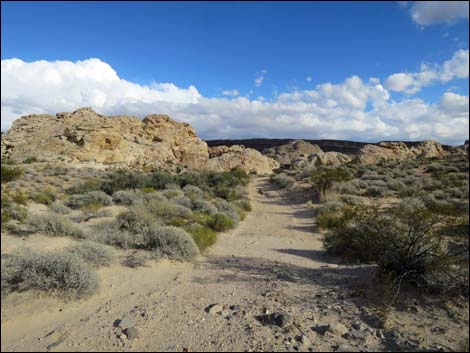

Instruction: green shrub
[208,212,234,231]
[112,189,143,205]
[101,170,152,195]
[185,223,217,251]
[1,165,23,183]
[31,189,56,205]
[323,200,467,294]
[182,184,204,200]
[66,178,102,194]
[271,173,294,189]
[116,206,156,234]
[310,167,352,195]
[11,189,28,205]
[27,213,84,238]
[65,241,115,268]
[66,191,112,209]
[142,224,199,260]
[191,199,218,215]
[1,248,98,299]
[50,201,72,215]
[144,199,193,220]
[233,199,252,212]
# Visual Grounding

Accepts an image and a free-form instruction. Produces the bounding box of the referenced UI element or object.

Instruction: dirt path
[1,178,467,352]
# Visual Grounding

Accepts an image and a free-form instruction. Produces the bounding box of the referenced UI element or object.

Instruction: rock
[205,303,225,315]
[343,330,374,344]
[124,327,139,340]
[354,140,450,165]
[329,322,349,336]
[264,140,323,166]
[206,145,279,174]
[114,316,135,330]
[335,344,355,352]
[352,321,367,331]
[256,311,292,328]
[291,151,351,169]
[2,108,208,169]
[312,324,330,336]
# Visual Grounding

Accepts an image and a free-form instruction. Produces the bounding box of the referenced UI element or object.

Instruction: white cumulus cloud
[222,89,240,97]
[385,49,469,94]
[1,57,469,145]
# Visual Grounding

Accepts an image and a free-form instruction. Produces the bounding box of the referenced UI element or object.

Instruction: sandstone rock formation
[1,108,279,173]
[206,145,279,174]
[354,140,450,165]
[291,151,352,170]
[264,140,323,166]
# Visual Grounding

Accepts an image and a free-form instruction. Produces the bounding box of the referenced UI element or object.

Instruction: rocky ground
[1,178,468,352]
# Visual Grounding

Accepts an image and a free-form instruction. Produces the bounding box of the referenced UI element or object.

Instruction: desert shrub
[66,178,102,195]
[233,199,252,212]
[11,189,28,205]
[65,241,115,268]
[66,191,112,209]
[208,212,234,231]
[122,250,150,268]
[31,188,56,205]
[1,194,28,223]
[366,186,386,197]
[310,167,352,195]
[182,184,204,200]
[191,199,218,215]
[213,199,240,224]
[50,201,72,215]
[1,165,23,183]
[1,248,98,299]
[116,206,156,234]
[142,224,199,260]
[144,199,193,220]
[271,173,294,189]
[323,200,467,294]
[165,183,181,190]
[150,170,175,190]
[23,156,38,164]
[112,189,143,206]
[340,194,365,205]
[162,189,184,199]
[185,223,217,251]
[172,195,192,208]
[80,204,113,220]
[331,180,361,195]
[101,170,152,195]
[141,191,167,203]
[27,213,84,238]
[316,203,356,230]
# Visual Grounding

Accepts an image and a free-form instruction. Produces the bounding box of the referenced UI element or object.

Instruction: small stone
[124,327,139,340]
[205,303,224,315]
[256,312,292,328]
[114,316,135,330]
[312,324,330,336]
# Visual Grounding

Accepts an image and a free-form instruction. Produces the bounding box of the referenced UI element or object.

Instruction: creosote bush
[271,173,295,189]
[208,212,234,232]
[66,191,112,209]
[1,165,23,183]
[27,213,84,238]
[1,247,98,299]
[65,241,115,268]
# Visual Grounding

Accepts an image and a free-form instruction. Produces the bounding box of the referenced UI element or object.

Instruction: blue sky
[1,1,469,144]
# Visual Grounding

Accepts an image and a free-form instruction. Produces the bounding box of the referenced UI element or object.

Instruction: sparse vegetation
[1,165,23,183]
[65,242,115,268]
[270,173,294,188]
[27,213,84,238]
[1,248,98,299]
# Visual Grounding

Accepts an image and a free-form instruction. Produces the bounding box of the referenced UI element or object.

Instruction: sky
[1,1,469,144]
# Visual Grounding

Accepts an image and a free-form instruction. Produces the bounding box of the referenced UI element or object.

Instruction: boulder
[264,140,323,166]
[291,151,351,169]
[206,145,279,174]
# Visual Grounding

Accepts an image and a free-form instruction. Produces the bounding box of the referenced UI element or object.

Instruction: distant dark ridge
[206,138,457,155]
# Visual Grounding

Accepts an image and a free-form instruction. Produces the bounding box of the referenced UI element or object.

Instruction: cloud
[306,76,312,82]
[384,49,469,93]
[1,57,469,145]
[254,69,267,87]
[221,89,240,97]
[408,1,469,26]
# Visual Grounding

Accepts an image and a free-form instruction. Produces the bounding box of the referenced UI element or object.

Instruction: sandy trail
[1,178,466,352]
